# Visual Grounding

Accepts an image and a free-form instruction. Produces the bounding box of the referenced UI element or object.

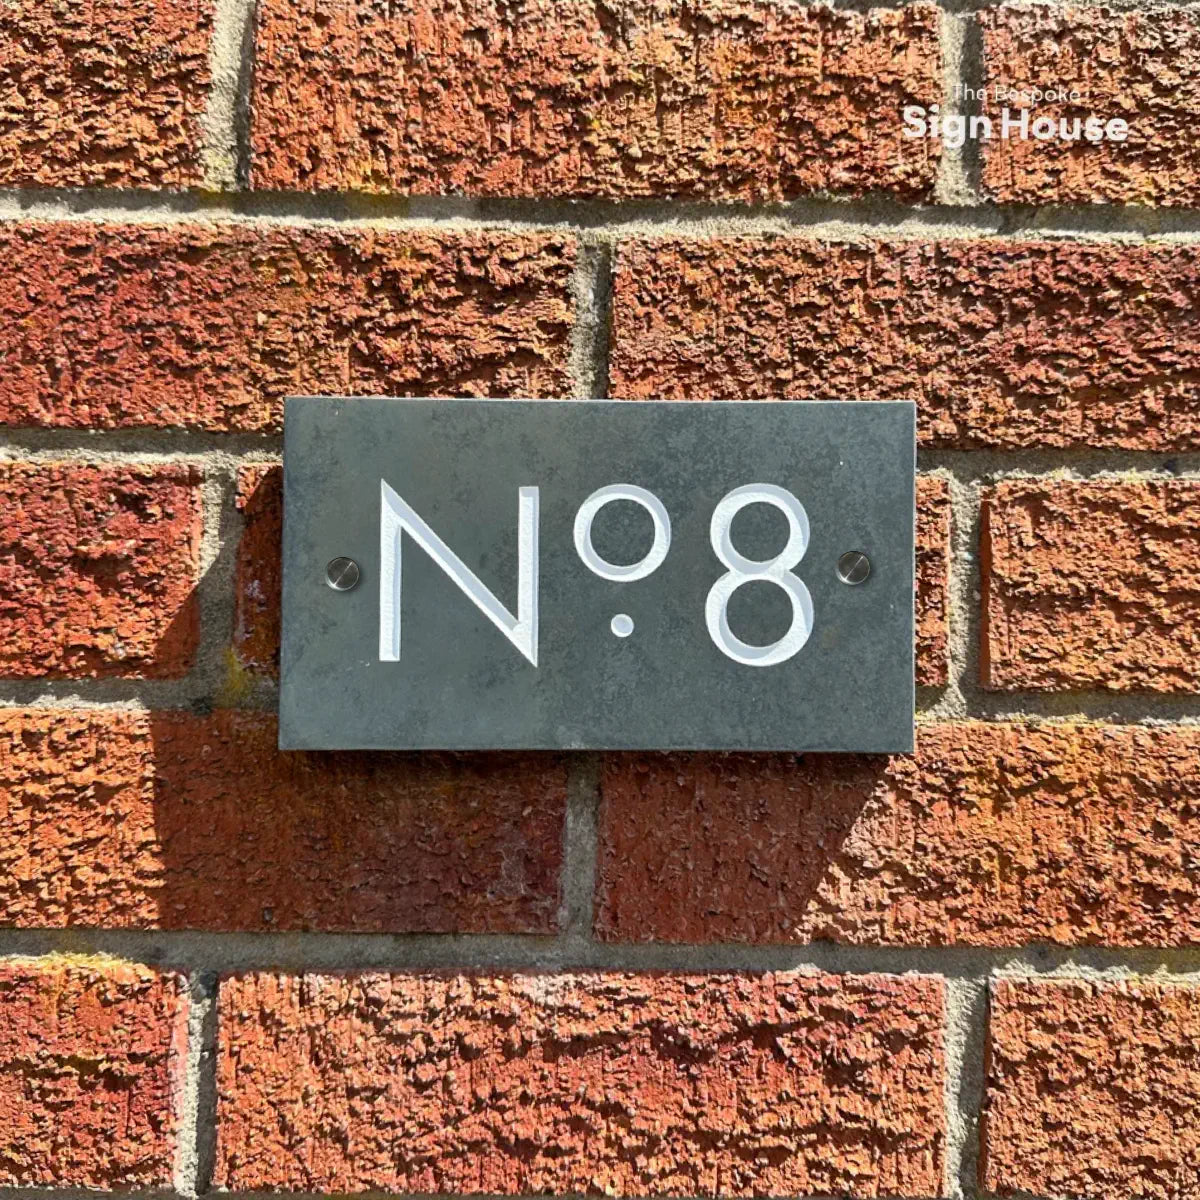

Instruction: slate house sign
[280,398,916,752]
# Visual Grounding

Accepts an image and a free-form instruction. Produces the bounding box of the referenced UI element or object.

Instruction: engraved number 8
[705,484,814,667]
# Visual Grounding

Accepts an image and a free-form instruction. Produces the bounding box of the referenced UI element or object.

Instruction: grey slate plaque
[280,398,915,752]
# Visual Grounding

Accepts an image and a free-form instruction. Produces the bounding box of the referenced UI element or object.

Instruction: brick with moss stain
[0,463,202,678]
[0,0,212,188]
[215,970,946,1196]
[611,238,1200,451]
[0,224,576,432]
[982,479,1200,692]
[0,958,188,1187]
[0,708,566,933]
[980,5,1200,207]
[251,0,940,202]
[597,723,1200,946]
[984,978,1200,1199]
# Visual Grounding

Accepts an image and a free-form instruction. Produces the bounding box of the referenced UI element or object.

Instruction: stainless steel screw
[836,550,871,585]
[325,556,361,592]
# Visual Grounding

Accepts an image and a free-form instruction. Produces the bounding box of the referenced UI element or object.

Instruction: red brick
[234,464,282,675]
[0,224,576,432]
[0,0,212,188]
[0,958,187,1188]
[980,5,1200,207]
[251,0,940,202]
[215,970,946,1196]
[610,238,1200,450]
[984,978,1200,1199]
[0,709,565,933]
[596,723,1200,946]
[982,479,1200,692]
[916,476,951,687]
[0,463,202,678]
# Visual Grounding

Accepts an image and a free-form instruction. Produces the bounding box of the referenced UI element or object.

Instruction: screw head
[836,550,871,586]
[325,556,361,592]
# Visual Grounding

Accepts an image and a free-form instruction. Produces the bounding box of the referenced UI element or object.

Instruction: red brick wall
[1,2,1199,1199]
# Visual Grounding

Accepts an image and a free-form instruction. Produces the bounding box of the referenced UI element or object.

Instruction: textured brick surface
[6,0,1200,1183]
[251,0,940,202]
[982,480,1200,692]
[916,476,951,687]
[610,238,1200,450]
[215,971,946,1196]
[0,224,576,432]
[984,979,1200,1199]
[0,0,211,188]
[0,463,202,678]
[0,959,188,1188]
[981,5,1200,207]
[234,464,282,675]
[596,723,1200,946]
[0,709,565,933]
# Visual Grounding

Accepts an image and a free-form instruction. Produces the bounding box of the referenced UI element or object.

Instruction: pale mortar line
[3,932,1200,977]
[5,686,1200,723]
[174,973,218,1198]
[560,756,602,946]
[897,0,1200,10]
[934,12,978,207]
[952,467,987,717]
[956,9,987,200]
[6,433,1200,478]
[919,448,1200,477]
[0,445,279,466]
[0,1190,180,1200]
[943,977,988,1199]
[192,460,244,707]
[940,0,1200,10]
[919,469,976,723]
[967,694,1200,723]
[567,240,615,401]
[0,696,159,711]
[0,685,273,711]
[198,0,257,191]
[11,187,1200,242]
